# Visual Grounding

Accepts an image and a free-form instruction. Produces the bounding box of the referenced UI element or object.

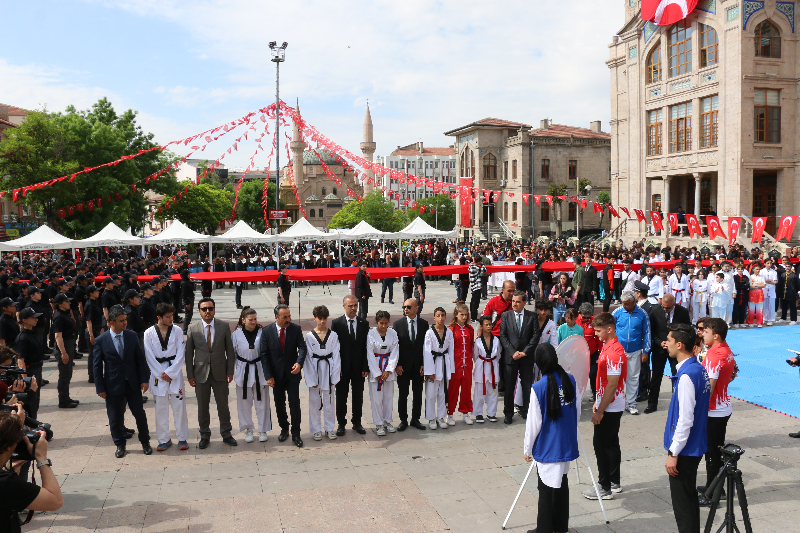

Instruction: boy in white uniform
[762,258,778,325]
[143,303,189,451]
[423,307,454,429]
[232,306,270,443]
[472,315,501,422]
[667,263,690,307]
[366,310,400,436]
[304,305,341,441]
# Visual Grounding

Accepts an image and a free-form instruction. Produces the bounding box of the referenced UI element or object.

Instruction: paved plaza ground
[24,279,800,532]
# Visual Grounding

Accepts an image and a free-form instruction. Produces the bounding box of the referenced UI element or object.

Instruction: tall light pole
[269,41,287,217]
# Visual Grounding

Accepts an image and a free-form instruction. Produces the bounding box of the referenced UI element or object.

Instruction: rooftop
[444,117,532,136]
[0,104,29,116]
[390,146,455,157]
[531,124,611,140]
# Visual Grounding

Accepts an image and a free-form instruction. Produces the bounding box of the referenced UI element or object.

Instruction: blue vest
[663,357,711,457]
[531,373,580,463]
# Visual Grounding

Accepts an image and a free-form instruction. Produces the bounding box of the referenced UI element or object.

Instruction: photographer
[0,406,63,531]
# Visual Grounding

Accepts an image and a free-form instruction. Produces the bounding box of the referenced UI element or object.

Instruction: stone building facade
[609,0,799,239]
[444,118,611,240]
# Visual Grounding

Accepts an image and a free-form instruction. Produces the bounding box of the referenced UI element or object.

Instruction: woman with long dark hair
[523,343,580,533]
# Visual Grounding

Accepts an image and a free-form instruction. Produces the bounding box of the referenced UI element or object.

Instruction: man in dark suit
[354,261,372,320]
[260,304,307,447]
[185,297,237,448]
[394,298,428,431]
[234,253,247,308]
[331,295,369,436]
[645,293,691,414]
[575,252,598,307]
[93,304,152,458]
[499,290,541,424]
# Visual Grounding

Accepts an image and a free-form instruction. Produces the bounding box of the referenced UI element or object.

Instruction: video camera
[718,443,745,463]
[0,404,52,461]
[0,365,34,403]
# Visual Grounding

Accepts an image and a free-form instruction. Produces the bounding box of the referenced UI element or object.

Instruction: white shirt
[202,319,216,345]
[762,267,778,298]
[514,311,524,330]
[407,316,419,339]
[669,358,697,455]
[621,270,639,293]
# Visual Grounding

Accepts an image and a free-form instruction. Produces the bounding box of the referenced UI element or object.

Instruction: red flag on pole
[641,0,699,26]
[727,217,741,245]
[607,205,619,218]
[751,217,767,243]
[534,195,541,207]
[667,213,679,234]
[522,194,530,206]
[580,198,588,210]
[685,214,703,237]
[706,216,727,240]
[650,211,664,232]
[545,196,553,206]
[593,202,604,215]
[776,216,798,241]
[620,207,631,218]
[57,208,66,218]
[634,209,647,223]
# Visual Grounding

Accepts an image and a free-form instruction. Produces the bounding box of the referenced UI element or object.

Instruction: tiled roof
[0,104,28,116]
[530,124,610,140]
[444,117,531,135]
[323,193,340,201]
[0,119,14,127]
[305,194,321,202]
[390,146,455,157]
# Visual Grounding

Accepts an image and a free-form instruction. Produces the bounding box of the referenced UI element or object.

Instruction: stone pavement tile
[187,517,281,532]
[300,451,351,471]
[477,484,537,512]
[140,518,189,532]
[307,466,361,490]
[399,457,454,478]
[104,485,162,508]
[426,490,494,519]
[415,509,450,532]
[346,447,396,466]
[20,514,53,532]
[442,510,502,533]
[209,460,260,479]
[207,475,263,498]
[256,455,306,475]
[458,466,518,490]
[157,481,213,503]
[491,451,522,468]
[60,489,109,513]
[187,497,234,522]
[259,471,313,494]
[414,473,472,497]
[614,490,672,513]
[423,437,478,456]
[60,471,118,492]
[354,462,410,484]
[112,468,165,489]
[143,502,192,525]
[442,451,498,472]
[278,503,327,529]
[97,505,149,527]
[47,509,102,530]
[163,463,212,484]
[232,493,279,520]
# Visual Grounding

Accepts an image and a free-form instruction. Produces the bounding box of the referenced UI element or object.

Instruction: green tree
[546,183,569,238]
[596,190,612,228]
[409,194,456,230]
[234,179,283,233]
[156,183,232,235]
[328,191,409,231]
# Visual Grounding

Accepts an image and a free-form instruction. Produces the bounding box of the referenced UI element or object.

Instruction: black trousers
[648,351,677,409]
[381,280,394,301]
[357,297,369,320]
[602,296,613,313]
[781,298,797,321]
[277,292,291,307]
[639,355,651,398]
[335,372,365,427]
[481,277,488,298]
[273,380,301,437]
[26,366,42,420]
[537,473,569,533]
[396,371,423,423]
[503,358,534,417]
[402,282,413,301]
[184,304,193,328]
[470,290,482,322]
[235,283,243,306]
[732,300,748,325]
[577,292,595,308]
[669,455,702,533]
[56,341,75,404]
[106,381,150,447]
[459,280,469,302]
[589,351,600,396]
[593,410,622,491]
[704,415,730,486]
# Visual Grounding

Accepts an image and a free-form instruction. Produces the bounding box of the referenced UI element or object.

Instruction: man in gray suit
[185,297,237,448]
[499,290,541,424]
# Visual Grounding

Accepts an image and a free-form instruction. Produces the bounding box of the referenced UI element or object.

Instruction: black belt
[237,355,262,401]
[430,350,449,394]
[311,353,333,410]
[156,355,176,364]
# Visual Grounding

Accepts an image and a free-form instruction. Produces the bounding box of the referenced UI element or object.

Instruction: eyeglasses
[402,305,414,309]
[200,307,215,312]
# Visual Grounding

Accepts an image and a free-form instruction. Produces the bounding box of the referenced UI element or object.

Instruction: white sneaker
[327,431,337,440]
[313,431,323,441]
[628,407,639,415]
[244,429,254,443]
[758,324,763,328]
[447,415,456,426]
[790,321,796,326]
[259,432,268,442]
[375,425,386,436]
[611,482,623,493]
[429,420,438,430]
[463,413,473,425]
[767,322,774,326]
[438,418,448,429]
[384,422,396,433]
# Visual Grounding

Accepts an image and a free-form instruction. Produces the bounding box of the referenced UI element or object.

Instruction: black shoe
[58,401,78,409]
[475,415,485,423]
[336,426,346,437]
[410,420,426,430]
[115,445,126,458]
[636,394,648,403]
[236,305,243,309]
[353,425,367,435]
[41,378,50,384]
[198,438,210,449]
[124,430,135,440]
[292,436,303,448]
[487,416,498,423]
[222,436,238,446]
[278,431,289,442]
[396,421,408,432]
[698,495,713,507]
[73,353,83,360]
[68,399,80,406]
[142,395,148,404]
[789,431,800,438]
[142,443,153,455]
[504,415,513,424]
[644,405,657,414]
[88,378,95,384]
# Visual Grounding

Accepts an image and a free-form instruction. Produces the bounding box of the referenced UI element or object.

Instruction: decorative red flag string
[230,120,272,219]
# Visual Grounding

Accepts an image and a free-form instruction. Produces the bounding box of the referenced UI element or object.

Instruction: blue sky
[2,0,622,169]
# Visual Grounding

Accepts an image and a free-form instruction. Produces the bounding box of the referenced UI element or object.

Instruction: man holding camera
[0,406,63,532]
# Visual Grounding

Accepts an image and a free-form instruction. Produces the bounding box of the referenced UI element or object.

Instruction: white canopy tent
[389,217,457,240]
[269,217,338,242]
[73,222,144,248]
[209,220,272,244]
[0,225,77,251]
[345,220,392,240]
[143,220,211,245]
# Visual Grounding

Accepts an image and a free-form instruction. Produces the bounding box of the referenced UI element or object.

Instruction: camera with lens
[0,365,33,404]
[719,443,745,462]
[0,404,53,461]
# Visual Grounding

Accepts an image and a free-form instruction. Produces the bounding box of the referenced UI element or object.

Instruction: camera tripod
[703,447,753,533]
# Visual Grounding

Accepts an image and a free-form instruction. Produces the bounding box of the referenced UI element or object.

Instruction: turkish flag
[580,198,588,210]
[641,0,699,26]
[68,205,75,216]
[115,193,121,201]
[87,200,95,211]
[76,203,83,212]
[57,208,66,218]
[593,202,604,215]
[776,216,798,241]
[686,214,703,237]
[607,205,620,218]
[492,191,500,202]
[727,217,742,245]
[706,216,727,240]
[534,195,541,206]
[557,196,568,202]
[650,211,664,232]
[522,194,530,205]
[634,209,647,223]
[751,217,768,243]
[667,213,679,234]
[620,207,631,218]
[97,198,103,208]
[420,206,426,214]
[545,196,553,206]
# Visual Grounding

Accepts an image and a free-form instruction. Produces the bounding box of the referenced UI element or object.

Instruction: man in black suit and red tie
[331,295,369,436]
[260,304,307,447]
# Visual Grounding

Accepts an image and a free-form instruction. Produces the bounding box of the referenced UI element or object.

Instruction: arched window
[512,202,518,221]
[754,20,781,58]
[321,187,326,196]
[319,209,324,218]
[332,187,337,195]
[310,209,315,218]
[460,149,475,177]
[668,20,692,77]
[646,43,662,84]
[483,154,497,180]
[503,202,509,220]
[699,24,718,67]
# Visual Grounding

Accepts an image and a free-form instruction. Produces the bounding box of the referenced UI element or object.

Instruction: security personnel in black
[123,289,146,346]
[52,292,78,408]
[83,285,103,382]
[139,282,157,331]
[100,276,120,324]
[16,307,44,419]
[45,272,60,348]
[74,274,89,353]
[180,269,195,327]
[0,297,20,348]
[235,253,247,308]
[277,264,291,307]
[24,287,49,360]
[200,261,213,299]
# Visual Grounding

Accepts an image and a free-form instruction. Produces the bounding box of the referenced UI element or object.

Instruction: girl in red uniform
[447,303,474,425]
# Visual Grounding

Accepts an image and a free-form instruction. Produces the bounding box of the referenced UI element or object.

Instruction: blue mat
[726,326,800,418]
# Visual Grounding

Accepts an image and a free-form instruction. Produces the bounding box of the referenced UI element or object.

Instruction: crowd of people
[0,235,795,533]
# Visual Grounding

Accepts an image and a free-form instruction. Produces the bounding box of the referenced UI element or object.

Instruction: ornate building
[281,103,370,229]
[445,118,611,240]
[609,0,799,239]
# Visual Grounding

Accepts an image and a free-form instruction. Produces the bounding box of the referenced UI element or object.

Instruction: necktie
[206,324,212,349]
[410,319,415,343]
[349,319,355,342]
[516,313,522,333]
[115,333,124,355]
[279,327,285,350]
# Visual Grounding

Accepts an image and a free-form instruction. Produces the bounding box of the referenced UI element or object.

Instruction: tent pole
[338,238,343,284]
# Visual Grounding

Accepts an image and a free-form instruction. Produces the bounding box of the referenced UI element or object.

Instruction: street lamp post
[576,179,592,240]
[269,41,287,218]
